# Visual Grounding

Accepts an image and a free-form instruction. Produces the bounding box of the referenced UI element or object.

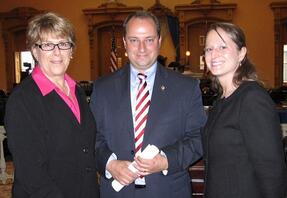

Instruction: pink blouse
[32,66,81,123]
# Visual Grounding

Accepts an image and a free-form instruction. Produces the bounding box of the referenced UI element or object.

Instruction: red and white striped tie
[134,73,150,157]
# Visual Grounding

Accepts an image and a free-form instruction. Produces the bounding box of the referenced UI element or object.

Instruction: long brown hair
[206,22,258,96]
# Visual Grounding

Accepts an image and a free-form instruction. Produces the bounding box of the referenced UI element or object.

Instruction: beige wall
[232,0,275,87]
[0,0,282,91]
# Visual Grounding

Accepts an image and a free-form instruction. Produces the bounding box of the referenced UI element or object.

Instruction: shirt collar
[130,62,157,83]
[32,65,76,96]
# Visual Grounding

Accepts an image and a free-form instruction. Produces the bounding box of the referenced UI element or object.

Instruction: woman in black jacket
[202,22,286,198]
[5,12,99,198]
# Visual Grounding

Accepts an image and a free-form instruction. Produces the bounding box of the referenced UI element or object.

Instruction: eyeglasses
[35,42,74,51]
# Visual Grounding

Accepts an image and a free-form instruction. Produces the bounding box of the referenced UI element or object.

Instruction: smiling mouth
[51,60,63,64]
[137,54,147,58]
[211,61,224,67]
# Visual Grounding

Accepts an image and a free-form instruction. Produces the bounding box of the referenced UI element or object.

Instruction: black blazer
[90,64,206,198]
[5,76,99,198]
[202,81,287,198]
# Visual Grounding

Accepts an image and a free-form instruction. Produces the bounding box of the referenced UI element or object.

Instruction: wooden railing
[190,159,204,198]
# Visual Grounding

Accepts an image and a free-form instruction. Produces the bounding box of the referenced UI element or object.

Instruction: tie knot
[137,73,147,81]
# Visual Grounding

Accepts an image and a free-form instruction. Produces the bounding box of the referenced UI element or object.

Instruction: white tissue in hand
[138,144,160,159]
[111,144,159,192]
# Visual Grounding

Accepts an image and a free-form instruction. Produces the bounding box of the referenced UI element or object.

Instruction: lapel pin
[160,85,166,91]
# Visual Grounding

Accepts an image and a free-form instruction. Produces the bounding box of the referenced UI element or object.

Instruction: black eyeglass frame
[35,42,74,51]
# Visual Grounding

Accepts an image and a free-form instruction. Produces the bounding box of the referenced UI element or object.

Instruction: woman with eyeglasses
[4,12,99,198]
[202,22,287,198]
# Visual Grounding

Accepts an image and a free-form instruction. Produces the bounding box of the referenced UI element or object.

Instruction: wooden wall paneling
[147,0,176,66]
[175,2,236,76]
[83,2,143,80]
[187,21,209,74]
[0,7,42,92]
[148,0,174,19]
[97,24,127,76]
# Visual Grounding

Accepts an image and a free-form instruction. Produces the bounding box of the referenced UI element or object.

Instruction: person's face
[32,33,73,80]
[204,28,246,82]
[123,17,161,73]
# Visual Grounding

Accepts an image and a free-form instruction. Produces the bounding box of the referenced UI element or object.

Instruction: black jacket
[5,76,99,198]
[202,81,286,198]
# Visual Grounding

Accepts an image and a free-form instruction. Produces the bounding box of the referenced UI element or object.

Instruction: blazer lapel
[143,65,169,148]
[75,86,87,126]
[114,65,135,143]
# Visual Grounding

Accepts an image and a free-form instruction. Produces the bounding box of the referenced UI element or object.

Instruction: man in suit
[90,11,206,198]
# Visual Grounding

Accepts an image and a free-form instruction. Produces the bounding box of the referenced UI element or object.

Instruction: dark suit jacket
[90,64,206,198]
[202,81,287,198]
[4,76,99,198]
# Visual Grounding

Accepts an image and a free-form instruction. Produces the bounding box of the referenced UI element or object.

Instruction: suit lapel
[75,86,87,126]
[58,86,84,128]
[43,90,81,129]
[114,65,135,143]
[143,65,169,148]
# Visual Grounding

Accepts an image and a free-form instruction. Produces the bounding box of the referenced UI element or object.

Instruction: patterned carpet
[0,161,13,198]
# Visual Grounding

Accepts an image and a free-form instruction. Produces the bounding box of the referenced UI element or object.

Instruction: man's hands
[133,153,168,176]
[107,160,138,185]
[107,153,168,186]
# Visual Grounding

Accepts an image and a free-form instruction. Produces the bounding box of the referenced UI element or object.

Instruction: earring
[70,56,73,59]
